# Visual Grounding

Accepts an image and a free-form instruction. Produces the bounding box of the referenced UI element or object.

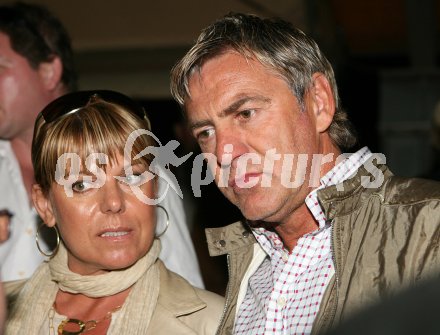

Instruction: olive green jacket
[206,162,440,335]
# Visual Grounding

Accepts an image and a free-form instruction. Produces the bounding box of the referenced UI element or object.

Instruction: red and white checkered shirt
[234,147,372,335]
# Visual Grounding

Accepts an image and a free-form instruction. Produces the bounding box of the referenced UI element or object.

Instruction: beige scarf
[6,239,161,335]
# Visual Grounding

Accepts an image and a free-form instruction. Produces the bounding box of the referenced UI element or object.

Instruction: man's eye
[196,128,215,141]
[72,180,92,192]
[238,109,255,119]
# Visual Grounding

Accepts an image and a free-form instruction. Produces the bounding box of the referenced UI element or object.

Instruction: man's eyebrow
[189,119,213,132]
[189,95,271,131]
[221,95,270,117]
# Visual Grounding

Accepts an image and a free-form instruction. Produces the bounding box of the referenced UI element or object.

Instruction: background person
[5,90,222,334]
[170,13,440,334]
[0,2,203,287]
[0,1,76,281]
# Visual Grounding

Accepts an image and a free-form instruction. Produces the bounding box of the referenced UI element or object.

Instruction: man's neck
[274,203,318,251]
[275,135,342,251]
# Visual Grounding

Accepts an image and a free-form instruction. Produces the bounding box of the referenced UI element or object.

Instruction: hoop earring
[35,224,60,258]
[155,205,169,238]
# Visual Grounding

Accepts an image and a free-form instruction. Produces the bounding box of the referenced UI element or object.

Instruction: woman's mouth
[100,231,129,237]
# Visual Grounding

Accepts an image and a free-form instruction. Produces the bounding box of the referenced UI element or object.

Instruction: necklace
[48,305,122,335]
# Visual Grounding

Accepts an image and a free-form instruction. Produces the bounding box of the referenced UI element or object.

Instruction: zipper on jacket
[328,222,339,330]
[216,253,232,335]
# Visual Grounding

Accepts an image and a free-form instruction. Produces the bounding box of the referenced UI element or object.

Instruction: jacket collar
[205,158,393,255]
[206,221,255,257]
[156,261,206,316]
[317,157,392,220]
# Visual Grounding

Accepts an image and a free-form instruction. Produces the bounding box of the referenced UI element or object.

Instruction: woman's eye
[121,174,144,186]
[72,180,92,193]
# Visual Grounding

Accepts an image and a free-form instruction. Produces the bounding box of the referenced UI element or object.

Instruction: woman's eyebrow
[120,163,146,175]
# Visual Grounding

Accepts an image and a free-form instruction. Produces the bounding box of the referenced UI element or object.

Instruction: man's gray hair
[170,13,356,151]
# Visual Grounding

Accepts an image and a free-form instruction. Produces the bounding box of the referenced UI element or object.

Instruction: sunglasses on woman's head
[41,90,148,123]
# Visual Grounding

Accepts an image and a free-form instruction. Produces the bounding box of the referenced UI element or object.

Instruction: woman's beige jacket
[5,260,224,334]
[148,261,223,334]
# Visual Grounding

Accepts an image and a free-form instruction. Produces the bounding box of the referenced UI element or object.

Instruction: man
[171,13,440,334]
[0,2,75,281]
[0,3,204,289]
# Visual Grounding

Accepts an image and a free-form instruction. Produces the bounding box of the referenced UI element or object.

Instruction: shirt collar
[252,147,373,244]
[306,146,372,228]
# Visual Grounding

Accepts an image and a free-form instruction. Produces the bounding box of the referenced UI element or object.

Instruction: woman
[5,90,223,334]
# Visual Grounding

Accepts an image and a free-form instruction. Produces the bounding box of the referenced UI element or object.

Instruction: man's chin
[238,200,289,226]
[227,191,270,220]
[239,205,274,223]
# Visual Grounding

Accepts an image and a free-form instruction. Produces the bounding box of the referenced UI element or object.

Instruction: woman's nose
[100,179,125,214]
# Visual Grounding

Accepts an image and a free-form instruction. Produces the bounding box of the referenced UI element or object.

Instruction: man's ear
[38,56,63,91]
[310,72,335,133]
[32,185,56,227]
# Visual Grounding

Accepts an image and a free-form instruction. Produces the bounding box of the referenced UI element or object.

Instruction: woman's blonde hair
[32,90,155,194]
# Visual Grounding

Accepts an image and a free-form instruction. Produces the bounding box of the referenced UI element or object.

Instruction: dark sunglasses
[41,90,148,123]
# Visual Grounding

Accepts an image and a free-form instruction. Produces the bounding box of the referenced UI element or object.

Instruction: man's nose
[215,129,248,169]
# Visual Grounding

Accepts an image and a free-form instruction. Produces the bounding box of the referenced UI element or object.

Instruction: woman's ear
[32,185,56,227]
[38,56,63,91]
[310,72,336,133]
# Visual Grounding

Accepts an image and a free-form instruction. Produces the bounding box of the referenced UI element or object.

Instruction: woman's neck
[53,288,131,335]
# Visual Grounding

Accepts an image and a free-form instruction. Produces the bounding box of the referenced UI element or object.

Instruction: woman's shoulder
[157,260,224,313]
[178,287,224,335]
[192,285,224,309]
[151,261,224,334]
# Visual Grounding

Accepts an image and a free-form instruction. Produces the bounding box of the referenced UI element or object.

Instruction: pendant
[55,306,116,334]
[58,318,86,335]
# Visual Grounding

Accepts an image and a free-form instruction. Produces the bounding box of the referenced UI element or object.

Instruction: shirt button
[282,252,289,262]
[218,240,226,247]
[277,296,287,307]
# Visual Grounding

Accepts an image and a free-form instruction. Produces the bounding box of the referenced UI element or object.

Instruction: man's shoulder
[330,161,440,205]
[380,175,440,205]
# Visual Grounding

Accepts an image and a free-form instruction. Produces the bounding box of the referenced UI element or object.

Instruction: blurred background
[2,0,439,293]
